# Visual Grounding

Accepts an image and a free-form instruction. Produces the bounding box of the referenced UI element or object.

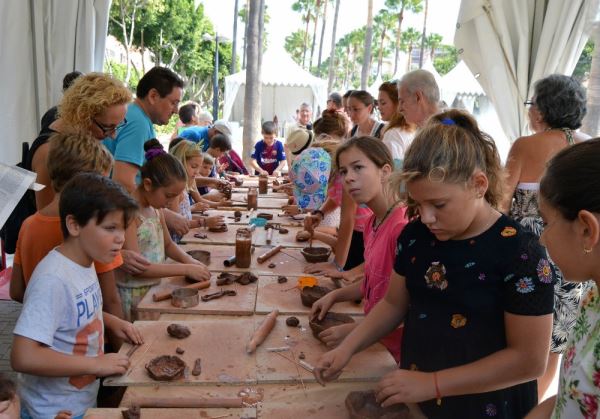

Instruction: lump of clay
[234,210,242,218]
[167,323,191,339]
[122,405,140,419]
[216,271,258,286]
[309,313,355,342]
[192,358,202,376]
[145,355,186,381]
[286,316,299,327]
[277,275,288,283]
[300,285,332,307]
[268,262,276,268]
[208,224,228,233]
[296,230,311,242]
[345,390,410,419]
[175,347,185,355]
[236,272,258,285]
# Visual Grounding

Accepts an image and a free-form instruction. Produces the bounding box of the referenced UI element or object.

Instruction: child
[169,140,225,242]
[11,133,124,320]
[310,137,407,363]
[0,374,19,418]
[250,121,286,176]
[11,173,143,419]
[118,139,211,321]
[525,138,600,418]
[314,110,555,418]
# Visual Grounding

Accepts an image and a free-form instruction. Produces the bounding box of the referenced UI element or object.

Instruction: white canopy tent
[0,0,110,165]
[454,0,598,142]
[223,48,328,126]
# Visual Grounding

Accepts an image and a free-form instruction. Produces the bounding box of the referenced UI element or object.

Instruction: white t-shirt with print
[382,127,415,169]
[14,249,104,419]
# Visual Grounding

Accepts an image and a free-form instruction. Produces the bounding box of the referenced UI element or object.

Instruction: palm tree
[582,28,600,136]
[401,27,421,71]
[243,0,263,166]
[426,32,443,60]
[385,0,423,75]
[316,0,330,76]
[292,0,314,68]
[361,0,374,89]
[285,30,311,65]
[309,0,322,70]
[327,0,341,91]
[418,0,429,68]
[374,9,396,78]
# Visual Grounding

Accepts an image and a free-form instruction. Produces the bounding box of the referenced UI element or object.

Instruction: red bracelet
[433,372,442,406]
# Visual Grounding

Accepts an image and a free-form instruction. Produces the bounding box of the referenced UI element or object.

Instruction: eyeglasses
[93,118,127,135]
[524,100,535,107]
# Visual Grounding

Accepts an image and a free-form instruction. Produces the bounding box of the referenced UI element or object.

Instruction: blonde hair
[394,109,504,217]
[47,132,113,192]
[202,154,215,165]
[170,139,203,188]
[58,73,132,131]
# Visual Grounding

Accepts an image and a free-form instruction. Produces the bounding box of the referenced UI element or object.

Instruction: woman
[501,74,590,400]
[378,81,416,169]
[347,90,385,139]
[28,72,132,209]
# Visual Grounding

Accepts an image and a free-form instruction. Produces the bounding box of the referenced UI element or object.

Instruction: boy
[11,173,142,419]
[250,121,286,176]
[11,133,124,320]
[0,374,19,418]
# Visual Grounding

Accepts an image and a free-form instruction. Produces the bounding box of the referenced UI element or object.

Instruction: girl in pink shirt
[311,136,407,362]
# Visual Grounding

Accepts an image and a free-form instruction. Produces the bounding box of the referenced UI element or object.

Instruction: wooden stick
[290,348,307,395]
[152,280,211,302]
[257,245,283,264]
[246,309,279,354]
[272,351,313,374]
[125,396,243,408]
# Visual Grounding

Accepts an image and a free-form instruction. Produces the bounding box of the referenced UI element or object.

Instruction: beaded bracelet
[433,371,442,405]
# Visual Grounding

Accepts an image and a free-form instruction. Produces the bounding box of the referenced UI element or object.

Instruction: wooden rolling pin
[126,396,243,408]
[246,309,279,354]
[257,245,283,264]
[152,280,211,302]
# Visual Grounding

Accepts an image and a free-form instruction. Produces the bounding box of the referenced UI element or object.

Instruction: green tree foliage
[401,27,421,70]
[433,44,459,76]
[572,40,594,82]
[285,30,312,66]
[425,33,443,60]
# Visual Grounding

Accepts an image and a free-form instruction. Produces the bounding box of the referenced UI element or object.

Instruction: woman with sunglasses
[500,74,591,401]
[27,72,132,209]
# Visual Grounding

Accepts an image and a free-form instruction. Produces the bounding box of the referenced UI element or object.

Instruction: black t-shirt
[394,215,555,418]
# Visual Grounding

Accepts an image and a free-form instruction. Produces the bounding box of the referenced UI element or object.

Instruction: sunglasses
[93,118,127,135]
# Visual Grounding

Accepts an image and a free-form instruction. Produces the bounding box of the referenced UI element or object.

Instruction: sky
[201,0,462,61]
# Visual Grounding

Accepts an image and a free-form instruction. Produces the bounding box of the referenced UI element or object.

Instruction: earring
[584,246,593,254]
[476,192,483,199]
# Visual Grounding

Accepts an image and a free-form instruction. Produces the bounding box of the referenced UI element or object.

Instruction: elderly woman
[501,74,590,400]
[28,72,132,209]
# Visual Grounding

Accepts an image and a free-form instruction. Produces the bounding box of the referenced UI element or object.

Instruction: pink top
[361,205,408,362]
[328,175,372,233]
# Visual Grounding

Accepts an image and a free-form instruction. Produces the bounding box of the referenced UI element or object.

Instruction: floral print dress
[552,283,600,419]
[394,215,555,418]
[290,147,331,210]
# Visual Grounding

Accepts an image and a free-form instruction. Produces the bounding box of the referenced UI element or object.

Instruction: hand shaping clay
[145,355,186,381]
[167,324,191,339]
[300,285,332,307]
[309,313,355,342]
[345,390,410,419]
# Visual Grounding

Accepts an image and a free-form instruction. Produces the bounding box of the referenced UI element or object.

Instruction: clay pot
[300,246,332,263]
[300,285,332,307]
[171,288,199,308]
[186,250,211,265]
[145,355,186,381]
[309,312,355,341]
[345,390,409,419]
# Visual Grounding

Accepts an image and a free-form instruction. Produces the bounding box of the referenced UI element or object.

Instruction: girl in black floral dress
[314,110,555,418]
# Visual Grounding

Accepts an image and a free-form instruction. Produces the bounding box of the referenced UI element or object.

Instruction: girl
[378,81,416,169]
[310,137,407,363]
[169,139,225,242]
[525,138,600,418]
[314,110,555,418]
[118,139,211,320]
[347,90,385,139]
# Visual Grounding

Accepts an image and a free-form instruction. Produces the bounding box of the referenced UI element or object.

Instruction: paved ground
[0,299,20,381]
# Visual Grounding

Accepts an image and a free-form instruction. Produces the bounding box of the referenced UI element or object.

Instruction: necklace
[372,201,399,231]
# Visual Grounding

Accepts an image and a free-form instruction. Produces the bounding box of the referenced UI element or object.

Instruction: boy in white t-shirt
[11,173,143,419]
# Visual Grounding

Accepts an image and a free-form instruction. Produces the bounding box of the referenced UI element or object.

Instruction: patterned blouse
[552,283,600,418]
[290,147,331,210]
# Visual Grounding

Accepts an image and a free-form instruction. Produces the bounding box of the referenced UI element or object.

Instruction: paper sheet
[0,163,42,229]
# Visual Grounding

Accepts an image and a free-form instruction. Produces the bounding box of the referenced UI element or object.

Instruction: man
[326,92,343,112]
[180,119,233,153]
[103,66,192,250]
[397,69,440,127]
[297,102,313,130]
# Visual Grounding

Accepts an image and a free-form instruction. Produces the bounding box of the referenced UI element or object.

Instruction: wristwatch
[311,209,325,220]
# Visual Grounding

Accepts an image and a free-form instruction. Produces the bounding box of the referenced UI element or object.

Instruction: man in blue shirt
[180,119,232,152]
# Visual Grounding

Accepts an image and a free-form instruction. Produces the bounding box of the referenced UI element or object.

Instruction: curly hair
[57,72,132,130]
[393,109,505,217]
[534,74,587,129]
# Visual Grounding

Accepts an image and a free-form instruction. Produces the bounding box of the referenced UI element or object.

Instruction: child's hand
[218,162,229,173]
[94,353,130,377]
[303,214,321,233]
[185,264,211,282]
[109,319,144,346]
[318,323,356,348]
[282,205,300,216]
[191,202,209,213]
[310,291,338,321]
[273,170,281,177]
[304,261,338,275]
[375,370,436,406]
[313,346,352,385]
[206,216,225,229]
[54,410,72,419]
[259,169,269,176]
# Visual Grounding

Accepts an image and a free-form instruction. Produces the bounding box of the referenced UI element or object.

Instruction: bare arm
[31,143,54,209]
[525,395,556,419]
[249,159,266,175]
[500,138,523,214]
[9,264,25,303]
[111,161,140,194]
[159,210,196,264]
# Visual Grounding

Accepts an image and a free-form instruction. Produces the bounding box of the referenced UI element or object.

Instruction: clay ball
[286,316,300,327]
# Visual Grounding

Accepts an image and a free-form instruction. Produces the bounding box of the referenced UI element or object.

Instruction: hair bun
[143,138,164,152]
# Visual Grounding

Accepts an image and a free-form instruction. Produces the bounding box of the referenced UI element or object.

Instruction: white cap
[212,120,233,138]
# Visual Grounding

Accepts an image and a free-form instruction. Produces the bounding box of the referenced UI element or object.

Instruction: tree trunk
[317,0,328,77]
[243,0,263,168]
[242,0,249,69]
[327,0,341,92]
[376,29,386,78]
[309,1,321,70]
[361,0,374,89]
[418,0,428,68]
[582,28,600,136]
[407,45,413,71]
[232,0,239,73]
[302,14,310,68]
[393,5,405,75]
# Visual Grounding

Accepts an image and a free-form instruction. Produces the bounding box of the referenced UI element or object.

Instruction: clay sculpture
[301,246,331,263]
[286,316,300,327]
[216,271,258,286]
[300,285,332,307]
[145,355,186,381]
[208,224,228,233]
[201,289,237,302]
[309,313,355,342]
[186,250,211,265]
[167,324,191,339]
[345,390,410,418]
